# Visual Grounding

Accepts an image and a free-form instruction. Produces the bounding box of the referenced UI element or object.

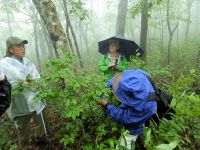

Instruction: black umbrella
[98,36,144,61]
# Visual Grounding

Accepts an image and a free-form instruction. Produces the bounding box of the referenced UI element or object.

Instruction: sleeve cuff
[104,102,111,110]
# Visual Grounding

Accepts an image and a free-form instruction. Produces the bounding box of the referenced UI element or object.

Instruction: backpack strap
[142,73,158,101]
[148,93,156,100]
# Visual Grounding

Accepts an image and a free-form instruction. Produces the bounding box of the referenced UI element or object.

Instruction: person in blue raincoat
[97,69,157,149]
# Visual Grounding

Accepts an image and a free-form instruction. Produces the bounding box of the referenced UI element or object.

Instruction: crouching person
[0,37,50,150]
[97,69,157,149]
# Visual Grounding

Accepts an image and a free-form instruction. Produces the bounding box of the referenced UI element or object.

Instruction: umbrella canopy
[98,36,144,61]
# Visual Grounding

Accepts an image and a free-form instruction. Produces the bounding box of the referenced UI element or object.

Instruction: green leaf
[155,141,178,150]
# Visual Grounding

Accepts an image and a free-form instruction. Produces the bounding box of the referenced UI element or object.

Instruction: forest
[0,0,200,149]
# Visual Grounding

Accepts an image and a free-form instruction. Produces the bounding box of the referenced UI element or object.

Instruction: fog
[0,0,200,68]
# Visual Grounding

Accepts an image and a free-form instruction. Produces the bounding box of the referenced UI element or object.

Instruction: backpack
[0,78,11,116]
[144,74,175,120]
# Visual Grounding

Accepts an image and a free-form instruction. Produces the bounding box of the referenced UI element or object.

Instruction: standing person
[99,39,128,81]
[97,69,157,149]
[0,37,49,149]
[0,69,11,116]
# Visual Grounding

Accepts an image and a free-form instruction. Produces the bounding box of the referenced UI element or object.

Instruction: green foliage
[0,116,17,149]
[69,0,89,21]
[129,56,171,78]
[34,53,122,149]
[155,141,178,150]
[130,0,164,18]
[5,51,200,149]
[142,67,200,149]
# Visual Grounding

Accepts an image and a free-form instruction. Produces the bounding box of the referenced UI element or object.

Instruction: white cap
[0,69,5,80]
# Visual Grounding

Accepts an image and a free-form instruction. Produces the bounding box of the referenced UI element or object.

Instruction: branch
[171,23,178,35]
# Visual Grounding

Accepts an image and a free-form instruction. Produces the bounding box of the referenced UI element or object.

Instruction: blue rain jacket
[106,69,157,135]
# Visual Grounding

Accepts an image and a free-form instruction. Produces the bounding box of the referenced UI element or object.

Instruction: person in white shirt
[0,37,50,149]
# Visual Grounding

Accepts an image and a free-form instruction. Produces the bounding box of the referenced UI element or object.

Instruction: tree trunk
[33,22,42,72]
[40,22,55,58]
[166,0,178,65]
[159,5,164,54]
[38,28,49,59]
[196,48,200,71]
[176,22,179,62]
[129,19,135,39]
[62,0,74,54]
[140,0,148,61]
[32,0,69,57]
[176,2,181,63]
[196,0,200,32]
[5,5,13,36]
[80,23,89,55]
[116,0,128,36]
[185,0,192,43]
[62,0,83,67]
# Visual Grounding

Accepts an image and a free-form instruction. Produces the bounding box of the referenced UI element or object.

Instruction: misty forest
[0,0,200,149]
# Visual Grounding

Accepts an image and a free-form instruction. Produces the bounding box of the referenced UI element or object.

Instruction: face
[9,43,25,59]
[109,43,119,53]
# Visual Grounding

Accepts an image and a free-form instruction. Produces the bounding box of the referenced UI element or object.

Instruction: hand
[97,99,108,107]
[109,63,115,68]
[23,80,29,85]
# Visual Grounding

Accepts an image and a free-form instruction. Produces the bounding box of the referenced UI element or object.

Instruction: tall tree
[185,0,192,43]
[116,0,128,36]
[1,1,14,36]
[158,4,164,54]
[140,0,148,61]
[166,0,178,64]
[32,0,70,57]
[195,0,200,32]
[40,21,55,58]
[62,0,83,67]
[196,47,200,71]
[33,12,42,72]
[5,5,13,36]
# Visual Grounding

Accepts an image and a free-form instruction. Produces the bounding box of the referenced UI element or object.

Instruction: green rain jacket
[99,55,128,81]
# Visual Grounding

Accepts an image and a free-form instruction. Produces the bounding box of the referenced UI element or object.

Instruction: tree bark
[33,21,42,72]
[40,21,55,58]
[5,5,13,36]
[140,0,148,61]
[159,5,164,54]
[196,0,200,32]
[62,0,74,54]
[116,0,128,36]
[32,0,69,57]
[62,0,83,67]
[80,23,89,55]
[166,0,178,65]
[196,48,200,71]
[185,0,192,43]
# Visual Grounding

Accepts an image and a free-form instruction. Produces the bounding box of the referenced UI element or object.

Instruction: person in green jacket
[99,39,128,81]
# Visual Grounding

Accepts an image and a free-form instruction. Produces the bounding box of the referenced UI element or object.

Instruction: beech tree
[32,0,69,57]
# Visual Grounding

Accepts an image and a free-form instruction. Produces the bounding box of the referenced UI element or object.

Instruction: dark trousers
[15,111,46,149]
